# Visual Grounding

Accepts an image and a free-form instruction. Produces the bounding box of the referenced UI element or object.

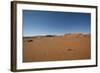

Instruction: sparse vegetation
[27,40,33,42]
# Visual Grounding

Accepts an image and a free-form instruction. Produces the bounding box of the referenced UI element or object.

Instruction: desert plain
[23,33,91,62]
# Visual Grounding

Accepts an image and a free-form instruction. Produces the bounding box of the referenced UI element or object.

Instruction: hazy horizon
[23,32,90,37]
[23,10,91,37]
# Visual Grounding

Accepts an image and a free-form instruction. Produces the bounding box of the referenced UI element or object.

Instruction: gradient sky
[23,10,91,37]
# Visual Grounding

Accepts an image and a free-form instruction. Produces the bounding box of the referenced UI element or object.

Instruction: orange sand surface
[23,33,91,62]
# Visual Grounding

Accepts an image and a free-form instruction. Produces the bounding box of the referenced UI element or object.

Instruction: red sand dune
[23,33,91,62]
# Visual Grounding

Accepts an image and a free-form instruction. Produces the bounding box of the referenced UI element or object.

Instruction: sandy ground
[23,33,91,62]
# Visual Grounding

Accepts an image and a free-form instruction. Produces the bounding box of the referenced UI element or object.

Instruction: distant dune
[23,33,91,62]
[64,33,90,38]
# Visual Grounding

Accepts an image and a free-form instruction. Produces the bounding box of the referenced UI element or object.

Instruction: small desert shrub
[27,40,33,42]
[67,48,72,51]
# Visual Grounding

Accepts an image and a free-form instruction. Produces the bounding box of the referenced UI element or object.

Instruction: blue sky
[23,10,91,37]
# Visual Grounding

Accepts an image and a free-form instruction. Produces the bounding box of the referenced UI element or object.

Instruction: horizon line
[23,32,90,37]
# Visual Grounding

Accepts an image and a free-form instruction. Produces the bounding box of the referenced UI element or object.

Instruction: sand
[23,33,91,62]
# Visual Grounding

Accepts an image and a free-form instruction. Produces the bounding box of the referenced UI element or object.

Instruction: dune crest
[64,33,90,38]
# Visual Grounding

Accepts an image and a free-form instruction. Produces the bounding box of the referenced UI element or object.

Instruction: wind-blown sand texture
[23,33,91,62]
